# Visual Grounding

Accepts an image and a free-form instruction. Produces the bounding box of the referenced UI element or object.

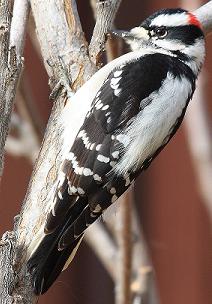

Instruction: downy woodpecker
[28,8,205,294]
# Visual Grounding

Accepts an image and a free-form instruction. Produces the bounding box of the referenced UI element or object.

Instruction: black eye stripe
[148,25,204,43]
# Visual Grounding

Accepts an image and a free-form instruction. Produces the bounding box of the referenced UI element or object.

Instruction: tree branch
[195,0,212,34]
[0,0,29,180]
[181,0,212,219]
[89,0,122,65]
[115,192,132,304]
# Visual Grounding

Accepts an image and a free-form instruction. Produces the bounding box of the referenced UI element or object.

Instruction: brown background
[0,0,211,303]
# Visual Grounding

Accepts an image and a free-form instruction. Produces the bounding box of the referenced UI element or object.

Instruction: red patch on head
[188,12,202,28]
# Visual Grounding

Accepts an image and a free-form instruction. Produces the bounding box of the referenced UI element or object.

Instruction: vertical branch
[0,0,29,180]
[185,73,212,218]
[9,0,29,55]
[115,192,132,304]
[130,204,159,304]
[181,0,212,219]
[89,0,122,65]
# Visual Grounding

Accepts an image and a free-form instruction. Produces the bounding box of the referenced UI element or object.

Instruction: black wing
[28,53,194,294]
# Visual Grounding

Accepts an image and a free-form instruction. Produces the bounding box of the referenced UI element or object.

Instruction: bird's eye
[154,27,167,38]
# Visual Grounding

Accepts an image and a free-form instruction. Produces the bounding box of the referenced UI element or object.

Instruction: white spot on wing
[68,185,77,194]
[83,168,93,176]
[66,152,75,161]
[110,83,119,90]
[90,143,95,150]
[58,191,63,200]
[95,101,103,110]
[110,187,116,194]
[110,161,116,167]
[75,166,84,175]
[124,176,131,187]
[77,187,85,195]
[114,70,123,77]
[102,105,109,111]
[93,204,102,213]
[114,89,121,96]
[97,154,110,163]
[112,151,119,158]
[110,77,121,86]
[111,194,118,203]
[96,144,102,151]
[93,174,102,182]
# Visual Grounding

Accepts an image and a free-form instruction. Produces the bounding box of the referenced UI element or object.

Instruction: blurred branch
[5,87,41,163]
[0,0,29,179]
[130,201,159,304]
[185,73,212,219]
[115,192,132,304]
[195,0,212,34]
[182,1,212,219]
[9,0,29,55]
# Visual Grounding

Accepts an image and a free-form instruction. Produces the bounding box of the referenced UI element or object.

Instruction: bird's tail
[27,198,87,295]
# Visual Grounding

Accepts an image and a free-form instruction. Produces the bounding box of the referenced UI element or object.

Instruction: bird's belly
[115,75,192,174]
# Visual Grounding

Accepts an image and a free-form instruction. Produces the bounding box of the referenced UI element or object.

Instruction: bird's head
[111,8,205,71]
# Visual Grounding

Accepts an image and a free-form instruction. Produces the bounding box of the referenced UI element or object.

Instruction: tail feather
[27,198,87,295]
[28,234,83,294]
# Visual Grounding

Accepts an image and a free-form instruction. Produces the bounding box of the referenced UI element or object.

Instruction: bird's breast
[114,73,193,174]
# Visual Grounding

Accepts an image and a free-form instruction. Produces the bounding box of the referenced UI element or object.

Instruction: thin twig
[9,0,29,56]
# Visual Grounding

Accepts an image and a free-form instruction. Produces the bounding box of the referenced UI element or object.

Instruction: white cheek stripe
[150,13,188,27]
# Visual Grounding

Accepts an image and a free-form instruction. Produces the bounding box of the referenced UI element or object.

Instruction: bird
[27,8,205,294]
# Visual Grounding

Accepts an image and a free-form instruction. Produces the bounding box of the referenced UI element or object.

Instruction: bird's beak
[110,27,149,41]
[109,29,133,39]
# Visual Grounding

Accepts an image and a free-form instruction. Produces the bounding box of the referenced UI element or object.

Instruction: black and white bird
[28,8,205,294]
